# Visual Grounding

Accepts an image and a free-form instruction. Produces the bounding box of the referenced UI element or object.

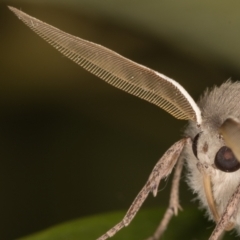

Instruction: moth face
[191,128,240,173]
[185,122,240,231]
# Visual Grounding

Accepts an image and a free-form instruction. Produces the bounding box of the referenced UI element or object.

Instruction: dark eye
[214,146,240,172]
[192,133,201,159]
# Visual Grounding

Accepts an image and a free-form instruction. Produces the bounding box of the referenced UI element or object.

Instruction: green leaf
[20,207,236,240]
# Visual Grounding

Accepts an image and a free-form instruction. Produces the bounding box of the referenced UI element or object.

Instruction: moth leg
[97,138,188,240]
[209,182,240,240]
[197,162,235,233]
[197,162,221,223]
[146,153,185,240]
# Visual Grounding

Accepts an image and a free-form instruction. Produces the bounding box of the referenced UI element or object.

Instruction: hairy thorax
[184,81,240,229]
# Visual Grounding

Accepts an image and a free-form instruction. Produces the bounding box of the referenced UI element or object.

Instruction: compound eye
[192,133,201,159]
[214,146,240,172]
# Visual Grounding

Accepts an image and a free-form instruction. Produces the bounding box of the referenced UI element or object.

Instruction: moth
[9,6,240,240]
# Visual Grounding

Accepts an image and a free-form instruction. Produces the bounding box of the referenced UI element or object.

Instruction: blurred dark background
[1,0,240,239]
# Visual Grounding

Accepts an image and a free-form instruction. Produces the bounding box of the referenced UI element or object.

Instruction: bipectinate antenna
[8,6,202,126]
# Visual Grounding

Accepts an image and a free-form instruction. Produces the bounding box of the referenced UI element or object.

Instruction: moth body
[8,6,240,240]
[185,81,240,231]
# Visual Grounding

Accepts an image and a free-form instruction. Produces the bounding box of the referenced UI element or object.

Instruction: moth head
[189,82,240,173]
[191,116,240,173]
[192,130,240,173]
